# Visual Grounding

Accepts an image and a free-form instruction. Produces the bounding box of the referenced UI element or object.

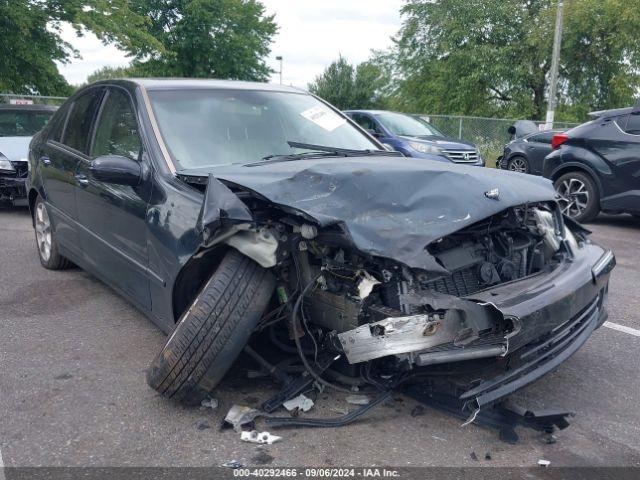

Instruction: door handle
[40,155,51,165]
[75,173,89,186]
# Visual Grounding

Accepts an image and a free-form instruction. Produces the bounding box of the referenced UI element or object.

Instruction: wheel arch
[550,164,603,199]
[170,245,231,323]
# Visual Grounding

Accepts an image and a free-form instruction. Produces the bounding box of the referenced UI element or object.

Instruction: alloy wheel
[508,157,528,173]
[35,202,52,262]
[557,178,590,218]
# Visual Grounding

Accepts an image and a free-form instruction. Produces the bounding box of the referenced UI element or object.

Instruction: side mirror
[90,155,142,186]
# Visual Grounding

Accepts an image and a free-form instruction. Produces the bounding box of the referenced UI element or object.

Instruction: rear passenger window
[62,90,103,153]
[92,89,142,160]
[624,113,640,135]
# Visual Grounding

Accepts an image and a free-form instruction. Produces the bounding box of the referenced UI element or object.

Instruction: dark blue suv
[344,110,484,166]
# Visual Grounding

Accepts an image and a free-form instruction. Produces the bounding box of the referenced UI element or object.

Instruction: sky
[57,0,404,88]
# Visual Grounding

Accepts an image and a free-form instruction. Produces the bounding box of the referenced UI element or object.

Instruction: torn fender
[196,174,253,246]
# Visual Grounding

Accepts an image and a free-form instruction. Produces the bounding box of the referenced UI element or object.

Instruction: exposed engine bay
[190,178,576,385]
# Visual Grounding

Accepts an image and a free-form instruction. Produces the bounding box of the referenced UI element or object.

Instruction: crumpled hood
[0,137,31,162]
[183,156,557,272]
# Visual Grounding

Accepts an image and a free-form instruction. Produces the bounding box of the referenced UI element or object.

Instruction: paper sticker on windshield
[300,106,346,132]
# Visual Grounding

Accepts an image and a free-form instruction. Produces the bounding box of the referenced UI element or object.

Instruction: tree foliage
[128,0,278,81]
[387,0,640,121]
[0,0,160,95]
[308,56,390,110]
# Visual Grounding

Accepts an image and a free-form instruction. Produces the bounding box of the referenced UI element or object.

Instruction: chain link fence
[0,93,67,106]
[420,114,580,167]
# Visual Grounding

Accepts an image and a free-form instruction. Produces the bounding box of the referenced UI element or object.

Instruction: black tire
[507,155,530,174]
[147,249,275,405]
[554,171,600,223]
[33,196,72,270]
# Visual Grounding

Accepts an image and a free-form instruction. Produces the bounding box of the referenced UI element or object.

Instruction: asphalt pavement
[1,207,639,468]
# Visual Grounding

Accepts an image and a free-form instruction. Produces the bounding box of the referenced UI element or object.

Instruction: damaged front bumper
[0,176,28,206]
[338,243,615,407]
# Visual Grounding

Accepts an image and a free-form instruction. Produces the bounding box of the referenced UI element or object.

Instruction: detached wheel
[147,249,275,405]
[508,156,529,174]
[34,196,71,270]
[554,172,600,223]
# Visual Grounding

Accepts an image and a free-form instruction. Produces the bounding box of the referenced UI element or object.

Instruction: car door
[523,131,554,174]
[38,88,104,257]
[74,87,153,310]
[586,112,640,210]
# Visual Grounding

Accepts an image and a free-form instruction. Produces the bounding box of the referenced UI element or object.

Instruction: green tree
[129,0,278,81]
[308,56,390,110]
[392,0,640,121]
[0,0,160,95]
[86,65,139,84]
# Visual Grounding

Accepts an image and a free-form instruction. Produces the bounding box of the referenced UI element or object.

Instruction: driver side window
[92,89,142,160]
[352,114,382,135]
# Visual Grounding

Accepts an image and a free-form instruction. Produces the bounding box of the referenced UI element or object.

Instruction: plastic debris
[196,420,210,430]
[484,452,492,461]
[201,397,219,410]
[411,405,425,417]
[470,451,478,461]
[240,430,282,445]
[345,394,370,406]
[225,405,262,432]
[538,459,551,467]
[282,394,314,412]
[221,460,244,469]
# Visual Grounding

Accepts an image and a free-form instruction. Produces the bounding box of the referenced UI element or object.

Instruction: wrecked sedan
[27,79,615,411]
[0,104,56,206]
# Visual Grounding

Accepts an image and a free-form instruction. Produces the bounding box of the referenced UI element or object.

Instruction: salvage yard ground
[1,207,639,467]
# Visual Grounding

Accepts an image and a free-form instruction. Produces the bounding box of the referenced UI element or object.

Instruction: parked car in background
[543,104,640,223]
[499,129,563,174]
[344,110,484,166]
[0,104,57,206]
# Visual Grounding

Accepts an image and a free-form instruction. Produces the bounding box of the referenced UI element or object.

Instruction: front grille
[10,161,28,178]
[424,267,482,297]
[442,149,479,163]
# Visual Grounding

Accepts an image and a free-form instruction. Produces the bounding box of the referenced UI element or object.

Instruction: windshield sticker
[300,106,346,132]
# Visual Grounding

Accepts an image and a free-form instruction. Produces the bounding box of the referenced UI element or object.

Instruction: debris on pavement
[221,460,244,469]
[282,394,314,413]
[470,452,479,461]
[411,405,425,417]
[241,430,282,445]
[196,420,211,430]
[538,459,551,467]
[201,397,219,410]
[345,394,370,406]
[225,405,263,432]
[484,452,492,460]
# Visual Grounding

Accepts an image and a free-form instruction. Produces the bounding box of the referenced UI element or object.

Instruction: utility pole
[276,55,283,84]
[545,0,564,129]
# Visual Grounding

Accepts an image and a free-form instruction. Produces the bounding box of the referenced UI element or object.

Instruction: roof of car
[99,78,308,94]
[0,104,58,112]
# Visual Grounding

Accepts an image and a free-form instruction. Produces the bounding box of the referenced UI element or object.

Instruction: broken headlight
[0,153,15,174]
[408,141,442,155]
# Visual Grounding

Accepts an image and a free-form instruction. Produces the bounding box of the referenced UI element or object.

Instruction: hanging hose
[291,271,354,394]
[265,390,393,428]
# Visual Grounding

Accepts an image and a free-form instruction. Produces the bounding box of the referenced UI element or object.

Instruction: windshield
[0,110,53,137]
[375,112,444,137]
[148,89,380,169]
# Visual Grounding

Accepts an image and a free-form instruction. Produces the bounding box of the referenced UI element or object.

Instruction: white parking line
[0,446,5,480]
[604,321,640,337]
